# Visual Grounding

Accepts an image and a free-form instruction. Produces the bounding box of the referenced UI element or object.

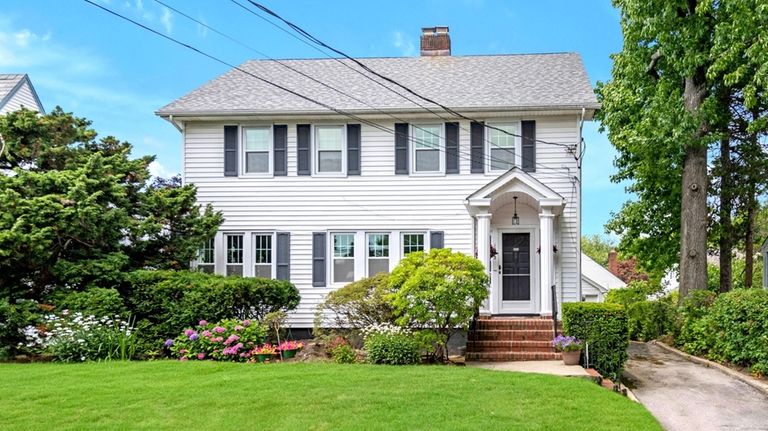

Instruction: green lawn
[0,361,660,430]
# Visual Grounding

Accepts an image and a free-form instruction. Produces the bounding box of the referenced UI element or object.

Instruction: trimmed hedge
[123,270,300,345]
[364,332,421,365]
[627,300,678,342]
[48,287,127,318]
[562,302,628,380]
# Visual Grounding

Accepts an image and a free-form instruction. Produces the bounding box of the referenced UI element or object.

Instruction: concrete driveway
[623,342,768,431]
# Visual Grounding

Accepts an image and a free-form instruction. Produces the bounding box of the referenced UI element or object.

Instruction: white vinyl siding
[183,114,581,326]
[412,124,442,173]
[367,233,390,276]
[315,125,345,174]
[0,79,44,115]
[243,126,271,175]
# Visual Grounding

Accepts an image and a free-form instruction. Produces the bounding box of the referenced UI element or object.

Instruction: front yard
[0,361,660,430]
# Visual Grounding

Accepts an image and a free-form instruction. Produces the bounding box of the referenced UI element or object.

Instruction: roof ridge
[242,52,580,63]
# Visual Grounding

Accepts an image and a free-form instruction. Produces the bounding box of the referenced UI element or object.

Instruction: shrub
[364,331,421,365]
[124,270,300,347]
[677,289,717,354]
[319,273,395,329]
[696,289,768,375]
[48,287,127,318]
[562,302,628,380]
[387,249,488,360]
[169,318,267,362]
[605,281,653,307]
[331,343,357,364]
[627,300,678,342]
[0,298,40,359]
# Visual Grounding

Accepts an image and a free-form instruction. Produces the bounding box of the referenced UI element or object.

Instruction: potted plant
[552,335,583,366]
[278,340,305,359]
[253,344,277,363]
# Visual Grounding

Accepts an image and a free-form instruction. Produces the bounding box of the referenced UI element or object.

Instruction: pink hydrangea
[197,353,206,360]
[199,320,208,326]
[184,328,195,337]
[224,335,240,345]
[242,320,251,327]
[202,330,212,337]
[213,326,226,334]
[234,325,244,331]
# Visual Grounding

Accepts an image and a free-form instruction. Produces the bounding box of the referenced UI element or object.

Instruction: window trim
[252,232,276,279]
[401,231,428,259]
[410,123,445,175]
[225,233,245,277]
[241,125,273,177]
[195,237,216,273]
[330,231,356,285]
[366,232,390,277]
[313,124,347,176]
[486,121,522,173]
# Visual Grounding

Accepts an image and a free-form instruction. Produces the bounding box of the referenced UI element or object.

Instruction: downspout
[577,107,585,304]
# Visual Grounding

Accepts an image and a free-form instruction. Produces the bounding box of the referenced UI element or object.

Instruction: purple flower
[189,333,199,341]
[164,339,175,347]
[242,320,251,327]
[213,326,226,334]
[184,328,195,337]
[197,353,206,360]
[199,320,208,326]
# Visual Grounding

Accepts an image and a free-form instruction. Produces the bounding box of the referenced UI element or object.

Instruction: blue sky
[2,0,625,236]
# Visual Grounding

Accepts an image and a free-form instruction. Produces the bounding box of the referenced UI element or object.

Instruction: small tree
[387,249,488,361]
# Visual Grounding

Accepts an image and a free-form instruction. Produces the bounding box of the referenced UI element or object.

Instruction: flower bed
[168,319,267,362]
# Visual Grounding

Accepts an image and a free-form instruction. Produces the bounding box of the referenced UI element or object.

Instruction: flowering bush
[360,323,408,339]
[277,340,304,351]
[552,335,583,352]
[169,318,267,362]
[20,311,136,362]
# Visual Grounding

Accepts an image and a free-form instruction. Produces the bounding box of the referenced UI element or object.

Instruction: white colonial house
[157,27,599,329]
[0,74,45,115]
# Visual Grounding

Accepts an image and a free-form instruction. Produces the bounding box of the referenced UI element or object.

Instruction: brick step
[466,351,562,361]
[466,340,555,353]
[468,329,555,342]
[474,319,556,330]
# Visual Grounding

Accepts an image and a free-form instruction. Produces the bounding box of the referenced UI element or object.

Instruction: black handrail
[551,284,558,336]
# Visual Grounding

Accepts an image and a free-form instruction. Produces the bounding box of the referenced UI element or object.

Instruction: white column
[539,209,555,315]
[476,212,494,314]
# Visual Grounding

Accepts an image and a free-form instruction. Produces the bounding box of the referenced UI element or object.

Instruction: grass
[0,361,660,430]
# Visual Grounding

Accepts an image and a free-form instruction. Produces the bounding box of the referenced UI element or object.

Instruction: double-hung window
[488,123,516,171]
[367,233,390,276]
[315,125,345,174]
[197,237,215,273]
[243,126,271,174]
[226,234,244,276]
[402,233,425,255]
[412,125,442,173]
[332,233,355,283]
[253,233,273,278]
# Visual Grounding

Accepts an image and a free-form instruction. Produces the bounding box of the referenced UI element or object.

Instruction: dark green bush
[562,302,628,380]
[123,270,300,347]
[677,290,717,354]
[627,300,678,342]
[48,287,127,317]
[319,273,394,329]
[0,298,40,359]
[364,332,421,365]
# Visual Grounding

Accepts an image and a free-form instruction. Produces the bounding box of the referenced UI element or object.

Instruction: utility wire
[158,0,572,175]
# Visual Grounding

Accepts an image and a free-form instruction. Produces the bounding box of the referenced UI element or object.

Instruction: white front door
[498,230,537,313]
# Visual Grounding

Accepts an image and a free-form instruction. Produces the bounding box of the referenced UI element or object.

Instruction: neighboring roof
[157,53,598,117]
[581,253,626,293]
[0,74,45,114]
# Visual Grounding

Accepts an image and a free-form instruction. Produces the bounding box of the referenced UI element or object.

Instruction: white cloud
[392,31,416,57]
[160,7,173,35]
[148,160,176,178]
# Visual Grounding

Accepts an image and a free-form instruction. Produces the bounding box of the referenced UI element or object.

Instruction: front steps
[466,317,562,361]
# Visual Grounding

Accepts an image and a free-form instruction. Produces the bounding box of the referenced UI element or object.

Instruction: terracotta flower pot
[562,350,581,366]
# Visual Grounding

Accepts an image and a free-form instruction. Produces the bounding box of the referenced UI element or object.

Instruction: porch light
[512,196,520,225]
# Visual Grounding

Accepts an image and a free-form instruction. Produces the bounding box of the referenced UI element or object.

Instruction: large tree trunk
[745,187,756,288]
[719,137,733,293]
[679,72,710,300]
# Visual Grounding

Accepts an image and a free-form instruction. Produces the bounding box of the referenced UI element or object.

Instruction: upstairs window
[253,233,273,278]
[226,234,244,276]
[367,233,390,276]
[402,233,425,255]
[412,125,442,173]
[315,125,345,174]
[488,124,516,171]
[197,238,215,273]
[243,127,271,174]
[332,233,355,283]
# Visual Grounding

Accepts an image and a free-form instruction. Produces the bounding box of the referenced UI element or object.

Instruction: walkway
[468,360,590,377]
[623,342,768,431]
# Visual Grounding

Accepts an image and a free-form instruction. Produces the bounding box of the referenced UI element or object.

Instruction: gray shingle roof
[157,53,598,116]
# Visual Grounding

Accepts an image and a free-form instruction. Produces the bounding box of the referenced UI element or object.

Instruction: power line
[157,0,572,176]
[244,0,580,160]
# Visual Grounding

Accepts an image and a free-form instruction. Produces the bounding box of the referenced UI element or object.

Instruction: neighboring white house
[0,74,45,115]
[157,27,599,327]
[581,253,626,302]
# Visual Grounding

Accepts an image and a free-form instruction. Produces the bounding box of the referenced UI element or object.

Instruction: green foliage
[124,270,300,348]
[707,260,763,292]
[169,318,267,362]
[605,283,649,308]
[627,301,679,342]
[677,289,718,354]
[387,249,488,360]
[0,298,40,359]
[562,302,629,380]
[581,234,616,268]
[331,344,357,364]
[320,273,394,329]
[40,312,138,362]
[48,287,126,318]
[364,332,421,365]
[0,108,222,300]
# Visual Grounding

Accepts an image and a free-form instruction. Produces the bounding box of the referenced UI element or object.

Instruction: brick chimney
[608,250,619,276]
[420,26,451,56]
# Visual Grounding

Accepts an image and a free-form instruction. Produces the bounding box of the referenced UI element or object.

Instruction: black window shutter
[312,232,326,287]
[276,232,290,280]
[521,120,536,172]
[394,123,409,174]
[430,231,445,249]
[347,124,361,175]
[224,125,238,177]
[445,122,459,174]
[297,124,311,176]
[470,121,484,173]
[273,125,288,176]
